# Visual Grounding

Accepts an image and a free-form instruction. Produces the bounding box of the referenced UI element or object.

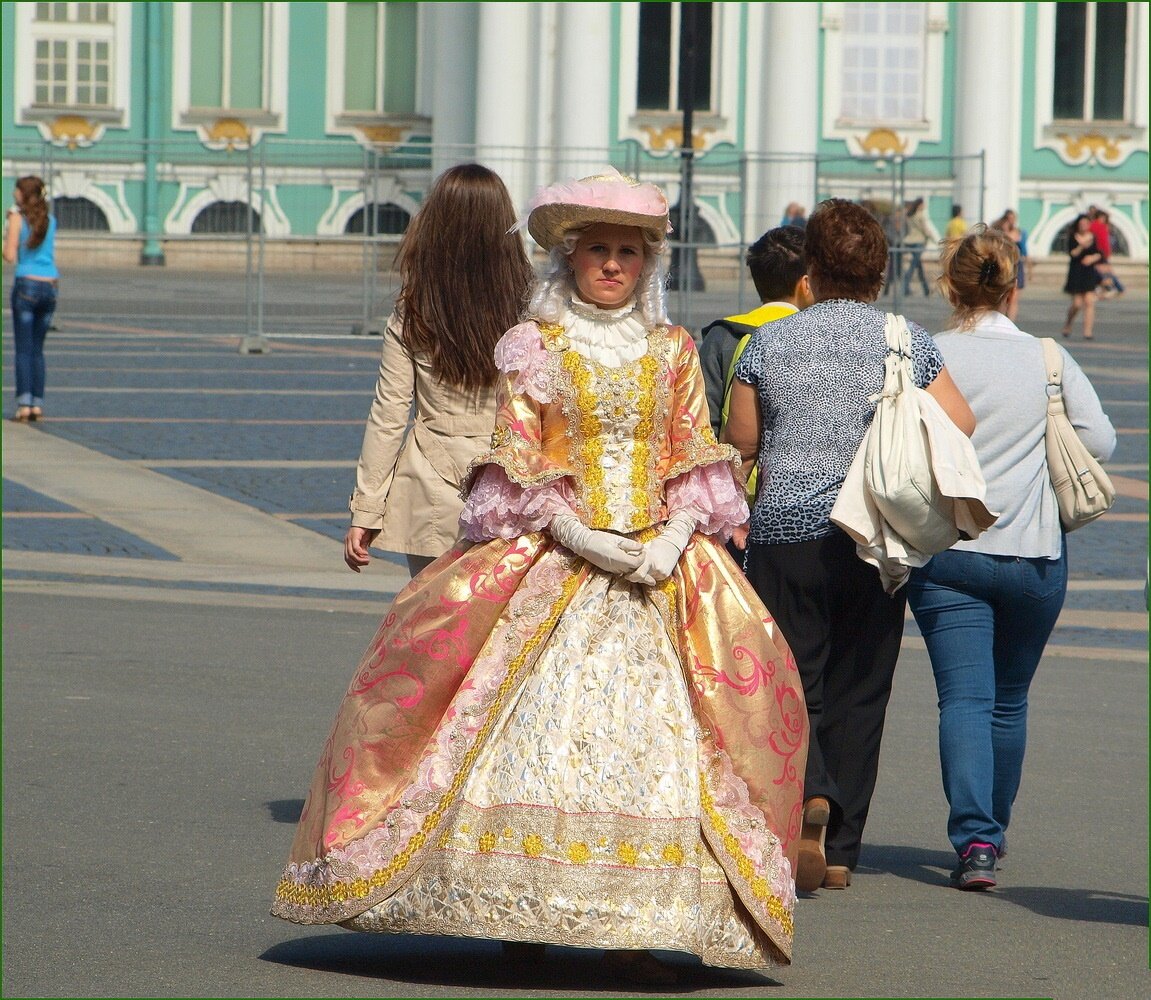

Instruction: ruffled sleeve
[666,466,749,541]
[459,321,578,540]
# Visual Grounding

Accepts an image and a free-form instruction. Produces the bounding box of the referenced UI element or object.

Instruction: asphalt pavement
[2,271,1148,1000]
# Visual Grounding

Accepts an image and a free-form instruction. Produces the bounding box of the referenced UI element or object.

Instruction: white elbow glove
[625,512,696,586]
[549,513,645,576]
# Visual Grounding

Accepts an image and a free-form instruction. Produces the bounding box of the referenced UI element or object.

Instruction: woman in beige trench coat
[344,164,535,577]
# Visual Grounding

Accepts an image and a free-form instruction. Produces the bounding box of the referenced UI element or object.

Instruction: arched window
[1051,217,1128,256]
[52,195,110,230]
[344,202,410,235]
[191,200,261,234]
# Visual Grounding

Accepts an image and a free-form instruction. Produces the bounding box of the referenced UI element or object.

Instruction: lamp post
[674,2,704,292]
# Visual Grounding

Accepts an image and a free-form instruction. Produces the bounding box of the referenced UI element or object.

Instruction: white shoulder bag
[1041,338,1115,531]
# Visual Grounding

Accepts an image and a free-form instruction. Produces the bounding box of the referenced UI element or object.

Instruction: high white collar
[561,296,649,366]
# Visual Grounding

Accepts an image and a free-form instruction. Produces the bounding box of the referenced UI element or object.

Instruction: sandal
[602,950,680,986]
[12,406,32,422]
[28,406,42,421]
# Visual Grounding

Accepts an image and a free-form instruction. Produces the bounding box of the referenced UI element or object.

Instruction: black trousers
[744,530,907,869]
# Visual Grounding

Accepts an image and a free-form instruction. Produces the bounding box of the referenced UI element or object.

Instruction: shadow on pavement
[267,798,305,824]
[259,935,783,993]
[991,886,1148,927]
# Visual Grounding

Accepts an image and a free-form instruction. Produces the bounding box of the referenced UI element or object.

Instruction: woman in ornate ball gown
[272,167,808,984]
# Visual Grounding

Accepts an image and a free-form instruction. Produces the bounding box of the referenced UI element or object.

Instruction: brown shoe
[795,796,830,892]
[822,865,852,889]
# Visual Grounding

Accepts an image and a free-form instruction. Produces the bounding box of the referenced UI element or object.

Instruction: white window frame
[170,1,289,144]
[821,2,949,157]
[13,1,132,137]
[323,2,427,142]
[617,1,738,154]
[1033,1,1147,166]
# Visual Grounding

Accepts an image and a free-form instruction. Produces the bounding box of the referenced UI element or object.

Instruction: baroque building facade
[1,1,1147,263]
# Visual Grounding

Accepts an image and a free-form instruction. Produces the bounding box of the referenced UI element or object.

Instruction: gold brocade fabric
[345,572,772,967]
[272,321,808,969]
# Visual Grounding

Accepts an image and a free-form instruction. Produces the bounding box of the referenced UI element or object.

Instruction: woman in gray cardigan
[909,226,1116,890]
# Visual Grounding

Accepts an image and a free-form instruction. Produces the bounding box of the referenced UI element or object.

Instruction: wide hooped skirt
[271,532,807,969]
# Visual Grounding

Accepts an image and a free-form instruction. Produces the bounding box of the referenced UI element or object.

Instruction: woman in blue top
[4,176,59,422]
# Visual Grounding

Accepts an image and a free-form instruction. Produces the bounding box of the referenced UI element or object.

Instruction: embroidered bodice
[461,303,747,539]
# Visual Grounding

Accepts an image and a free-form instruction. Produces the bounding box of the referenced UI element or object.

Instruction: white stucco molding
[315,176,421,236]
[1032,3,1148,167]
[170,2,290,151]
[49,169,136,233]
[164,171,290,236]
[1024,181,1148,259]
[820,1,950,159]
[616,2,742,156]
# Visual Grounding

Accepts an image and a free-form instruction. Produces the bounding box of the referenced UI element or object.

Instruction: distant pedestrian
[991,209,1031,322]
[343,163,534,578]
[1088,206,1124,298]
[779,202,807,229]
[4,175,58,422]
[901,198,932,297]
[1060,214,1103,341]
[909,225,1115,889]
[944,204,968,242]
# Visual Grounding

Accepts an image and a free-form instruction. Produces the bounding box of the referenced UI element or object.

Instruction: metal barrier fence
[2,137,985,344]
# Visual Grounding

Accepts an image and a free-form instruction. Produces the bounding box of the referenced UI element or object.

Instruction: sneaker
[950,843,997,891]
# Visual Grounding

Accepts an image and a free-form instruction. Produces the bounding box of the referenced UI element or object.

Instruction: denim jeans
[901,243,929,295]
[10,276,57,407]
[907,546,1067,856]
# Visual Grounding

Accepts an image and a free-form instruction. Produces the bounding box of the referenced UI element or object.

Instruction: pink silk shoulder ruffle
[493,322,554,403]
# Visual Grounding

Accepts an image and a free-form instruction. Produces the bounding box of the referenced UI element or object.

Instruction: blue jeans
[906,547,1067,856]
[10,276,57,407]
[902,244,929,295]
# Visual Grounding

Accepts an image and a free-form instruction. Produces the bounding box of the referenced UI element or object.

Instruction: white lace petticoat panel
[344,575,773,969]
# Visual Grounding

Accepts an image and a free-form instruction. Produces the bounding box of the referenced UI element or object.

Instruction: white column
[744,2,820,240]
[554,2,613,180]
[428,2,479,177]
[954,3,1023,223]
[475,1,535,210]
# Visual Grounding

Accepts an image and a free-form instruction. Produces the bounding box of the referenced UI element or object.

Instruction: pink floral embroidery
[308,551,577,881]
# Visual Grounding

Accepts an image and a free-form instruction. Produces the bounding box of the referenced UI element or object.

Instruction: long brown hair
[16,176,50,250]
[397,164,534,390]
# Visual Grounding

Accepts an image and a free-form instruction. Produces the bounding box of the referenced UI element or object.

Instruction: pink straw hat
[523,166,671,251]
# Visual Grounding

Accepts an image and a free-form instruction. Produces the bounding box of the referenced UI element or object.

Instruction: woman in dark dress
[1061,214,1102,341]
